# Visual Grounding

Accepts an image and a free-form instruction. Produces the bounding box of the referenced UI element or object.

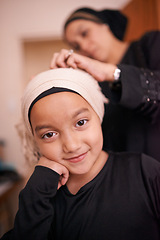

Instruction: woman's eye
[42,132,56,139]
[74,44,80,51]
[81,30,87,37]
[76,119,87,127]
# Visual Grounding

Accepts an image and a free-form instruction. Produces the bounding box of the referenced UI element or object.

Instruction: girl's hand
[50,49,116,82]
[37,156,69,189]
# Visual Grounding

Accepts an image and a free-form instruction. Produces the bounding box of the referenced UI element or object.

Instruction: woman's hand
[50,49,116,82]
[37,156,69,189]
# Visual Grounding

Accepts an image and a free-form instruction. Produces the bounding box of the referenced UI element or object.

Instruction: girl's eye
[42,132,56,139]
[76,119,87,127]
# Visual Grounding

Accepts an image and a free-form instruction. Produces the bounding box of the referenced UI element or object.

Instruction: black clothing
[100,31,160,161]
[1,152,160,240]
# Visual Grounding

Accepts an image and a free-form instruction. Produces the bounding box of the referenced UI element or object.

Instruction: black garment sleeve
[115,64,160,123]
[118,65,160,107]
[109,32,160,123]
[1,166,60,240]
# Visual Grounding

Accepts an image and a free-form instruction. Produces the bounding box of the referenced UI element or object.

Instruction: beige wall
[0,0,130,176]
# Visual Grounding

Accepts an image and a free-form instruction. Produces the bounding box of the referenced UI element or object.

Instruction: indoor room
[0,0,159,238]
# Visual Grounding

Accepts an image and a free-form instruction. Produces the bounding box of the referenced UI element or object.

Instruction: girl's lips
[66,152,88,163]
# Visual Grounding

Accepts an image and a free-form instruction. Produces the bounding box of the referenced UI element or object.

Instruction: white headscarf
[20,68,108,162]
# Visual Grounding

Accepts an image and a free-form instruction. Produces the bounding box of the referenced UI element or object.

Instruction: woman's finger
[50,49,72,69]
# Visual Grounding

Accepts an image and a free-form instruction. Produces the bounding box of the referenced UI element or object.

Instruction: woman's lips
[66,152,88,163]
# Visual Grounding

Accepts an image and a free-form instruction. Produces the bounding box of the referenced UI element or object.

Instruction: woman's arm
[50,49,117,82]
[110,64,160,123]
[50,49,160,122]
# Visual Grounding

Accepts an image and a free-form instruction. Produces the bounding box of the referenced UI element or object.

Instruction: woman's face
[30,92,103,177]
[65,19,113,62]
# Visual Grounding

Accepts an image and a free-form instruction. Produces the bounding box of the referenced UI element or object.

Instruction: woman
[1,68,160,239]
[50,7,160,161]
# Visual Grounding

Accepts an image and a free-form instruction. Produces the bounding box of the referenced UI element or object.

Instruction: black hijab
[64,7,128,40]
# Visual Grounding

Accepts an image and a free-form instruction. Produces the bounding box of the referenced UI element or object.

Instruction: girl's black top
[1,152,160,240]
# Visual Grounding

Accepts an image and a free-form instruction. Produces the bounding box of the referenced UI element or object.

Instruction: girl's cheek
[40,144,60,159]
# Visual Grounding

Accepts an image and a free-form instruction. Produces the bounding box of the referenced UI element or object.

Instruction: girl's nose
[62,131,81,153]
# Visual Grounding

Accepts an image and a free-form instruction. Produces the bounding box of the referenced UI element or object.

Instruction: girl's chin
[69,166,91,176]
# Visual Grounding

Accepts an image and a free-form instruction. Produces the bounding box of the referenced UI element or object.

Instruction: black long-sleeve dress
[1,152,160,240]
[100,31,160,161]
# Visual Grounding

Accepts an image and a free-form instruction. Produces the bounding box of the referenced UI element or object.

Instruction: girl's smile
[64,151,88,163]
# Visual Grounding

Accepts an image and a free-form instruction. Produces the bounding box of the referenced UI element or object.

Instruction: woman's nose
[79,40,91,55]
[62,132,81,153]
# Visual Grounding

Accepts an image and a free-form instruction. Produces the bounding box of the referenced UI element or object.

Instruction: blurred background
[0,0,159,236]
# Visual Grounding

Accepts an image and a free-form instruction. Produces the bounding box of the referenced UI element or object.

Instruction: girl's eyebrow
[35,125,53,133]
[35,108,89,133]
[72,107,89,118]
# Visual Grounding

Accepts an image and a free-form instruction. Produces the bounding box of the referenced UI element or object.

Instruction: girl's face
[65,19,113,62]
[30,92,103,176]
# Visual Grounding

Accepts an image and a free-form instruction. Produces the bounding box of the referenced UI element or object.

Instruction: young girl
[1,68,160,240]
